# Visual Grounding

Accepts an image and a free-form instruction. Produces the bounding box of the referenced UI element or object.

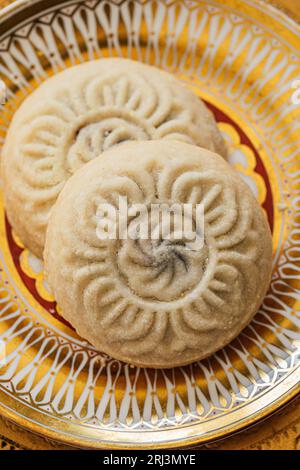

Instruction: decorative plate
[0,0,299,449]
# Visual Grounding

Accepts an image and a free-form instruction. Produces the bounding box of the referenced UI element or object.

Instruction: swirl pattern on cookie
[44,141,272,368]
[2,58,227,258]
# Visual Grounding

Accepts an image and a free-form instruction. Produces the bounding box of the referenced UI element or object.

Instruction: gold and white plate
[0,0,299,449]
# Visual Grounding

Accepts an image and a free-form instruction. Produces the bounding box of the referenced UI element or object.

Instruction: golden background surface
[0,0,299,450]
[0,396,299,450]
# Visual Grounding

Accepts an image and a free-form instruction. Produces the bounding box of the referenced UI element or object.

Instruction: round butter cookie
[44,141,272,368]
[2,58,227,258]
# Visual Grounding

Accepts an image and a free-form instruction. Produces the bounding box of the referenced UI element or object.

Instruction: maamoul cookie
[2,58,227,258]
[44,141,272,368]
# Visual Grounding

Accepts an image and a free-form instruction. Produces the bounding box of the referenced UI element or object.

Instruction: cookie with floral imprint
[44,140,272,368]
[2,58,227,259]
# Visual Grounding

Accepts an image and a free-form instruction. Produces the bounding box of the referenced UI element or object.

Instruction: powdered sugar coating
[44,141,272,368]
[2,59,227,258]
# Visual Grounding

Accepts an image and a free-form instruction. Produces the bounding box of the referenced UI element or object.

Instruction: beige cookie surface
[2,58,227,258]
[44,141,272,368]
